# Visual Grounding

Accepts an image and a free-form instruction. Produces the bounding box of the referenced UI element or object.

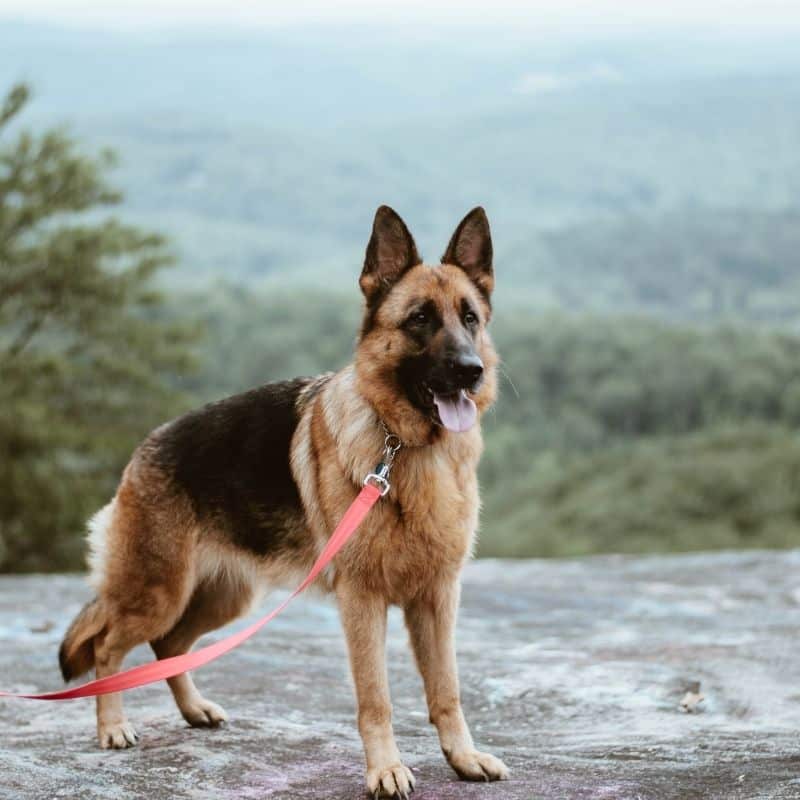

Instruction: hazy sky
[3,0,800,33]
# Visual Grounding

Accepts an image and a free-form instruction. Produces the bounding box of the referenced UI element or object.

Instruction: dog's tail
[59,597,106,682]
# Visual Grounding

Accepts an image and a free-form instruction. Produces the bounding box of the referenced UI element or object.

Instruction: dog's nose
[446,353,484,388]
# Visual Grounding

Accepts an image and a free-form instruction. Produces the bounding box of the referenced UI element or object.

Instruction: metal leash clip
[363,428,403,496]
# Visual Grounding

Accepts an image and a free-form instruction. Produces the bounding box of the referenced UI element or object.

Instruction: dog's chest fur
[292,368,482,603]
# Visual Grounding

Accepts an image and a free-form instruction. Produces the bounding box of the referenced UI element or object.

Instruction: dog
[59,205,509,797]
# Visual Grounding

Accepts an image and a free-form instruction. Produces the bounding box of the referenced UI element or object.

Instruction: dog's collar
[379,419,429,450]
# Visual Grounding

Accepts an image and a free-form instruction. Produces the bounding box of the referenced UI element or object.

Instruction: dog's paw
[98,720,138,749]
[447,749,509,782]
[366,762,416,799]
[180,698,228,728]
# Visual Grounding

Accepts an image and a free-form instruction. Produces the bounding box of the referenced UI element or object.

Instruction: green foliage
[481,425,800,557]
[481,313,800,467]
[0,84,196,571]
[173,285,360,400]
[481,316,800,555]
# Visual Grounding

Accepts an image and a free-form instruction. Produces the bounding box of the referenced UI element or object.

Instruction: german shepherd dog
[59,206,509,797]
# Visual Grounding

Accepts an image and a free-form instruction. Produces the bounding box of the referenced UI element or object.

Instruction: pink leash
[0,483,383,701]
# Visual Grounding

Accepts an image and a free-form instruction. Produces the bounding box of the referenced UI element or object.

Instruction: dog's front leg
[338,580,415,799]
[404,576,509,783]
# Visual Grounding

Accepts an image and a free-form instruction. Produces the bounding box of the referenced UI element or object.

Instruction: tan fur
[62,208,508,795]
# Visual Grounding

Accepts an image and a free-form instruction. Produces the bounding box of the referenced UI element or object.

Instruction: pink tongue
[433,390,478,433]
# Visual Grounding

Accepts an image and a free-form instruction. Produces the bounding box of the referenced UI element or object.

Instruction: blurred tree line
[528,212,800,324]
[2,84,799,571]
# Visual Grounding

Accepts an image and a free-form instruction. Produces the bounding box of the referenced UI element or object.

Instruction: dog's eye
[410,311,428,325]
[463,310,479,326]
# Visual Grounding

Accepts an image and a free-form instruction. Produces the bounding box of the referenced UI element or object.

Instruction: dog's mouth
[418,383,478,433]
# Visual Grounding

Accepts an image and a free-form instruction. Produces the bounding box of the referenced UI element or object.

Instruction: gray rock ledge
[2,550,800,799]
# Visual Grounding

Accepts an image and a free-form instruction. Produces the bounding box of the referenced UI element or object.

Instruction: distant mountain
[523,210,800,324]
[2,21,799,322]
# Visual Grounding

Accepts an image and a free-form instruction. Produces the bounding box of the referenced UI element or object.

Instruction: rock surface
[2,551,800,799]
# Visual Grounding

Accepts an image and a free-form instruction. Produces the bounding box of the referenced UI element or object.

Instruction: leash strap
[0,483,383,701]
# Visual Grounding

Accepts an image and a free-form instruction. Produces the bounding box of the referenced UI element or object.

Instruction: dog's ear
[441,207,494,299]
[360,206,421,303]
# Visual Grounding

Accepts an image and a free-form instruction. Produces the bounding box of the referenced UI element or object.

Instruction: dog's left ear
[441,207,494,299]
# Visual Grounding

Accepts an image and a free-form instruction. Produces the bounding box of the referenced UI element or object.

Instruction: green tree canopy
[0,84,195,571]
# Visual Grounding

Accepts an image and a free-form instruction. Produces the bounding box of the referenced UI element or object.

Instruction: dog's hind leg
[93,579,194,748]
[150,572,252,728]
[93,623,144,748]
[89,479,198,749]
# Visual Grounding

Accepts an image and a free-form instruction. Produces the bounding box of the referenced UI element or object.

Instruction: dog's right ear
[359,206,421,303]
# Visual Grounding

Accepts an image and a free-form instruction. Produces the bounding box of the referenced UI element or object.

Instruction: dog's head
[354,205,498,445]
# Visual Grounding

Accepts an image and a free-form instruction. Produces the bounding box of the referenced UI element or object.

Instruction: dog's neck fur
[321,365,483,487]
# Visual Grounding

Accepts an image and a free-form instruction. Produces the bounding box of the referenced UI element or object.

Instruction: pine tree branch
[3,312,49,360]
[0,84,29,129]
